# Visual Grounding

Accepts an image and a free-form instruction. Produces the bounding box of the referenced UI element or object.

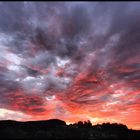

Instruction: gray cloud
[0,2,140,121]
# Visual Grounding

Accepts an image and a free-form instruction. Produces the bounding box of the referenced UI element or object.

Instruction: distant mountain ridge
[0,119,139,139]
[0,118,66,124]
[0,119,66,130]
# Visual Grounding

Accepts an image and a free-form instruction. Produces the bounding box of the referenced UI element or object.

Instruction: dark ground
[0,119,140,139]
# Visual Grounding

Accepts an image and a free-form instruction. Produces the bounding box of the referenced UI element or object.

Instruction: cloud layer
[0,2,140,129]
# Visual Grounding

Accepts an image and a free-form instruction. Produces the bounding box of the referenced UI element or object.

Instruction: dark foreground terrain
[0,119,140,139]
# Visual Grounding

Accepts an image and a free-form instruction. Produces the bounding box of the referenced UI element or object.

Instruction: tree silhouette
[0,119,139,139]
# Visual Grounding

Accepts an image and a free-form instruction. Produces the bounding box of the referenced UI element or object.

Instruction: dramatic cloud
[0,2,140,129]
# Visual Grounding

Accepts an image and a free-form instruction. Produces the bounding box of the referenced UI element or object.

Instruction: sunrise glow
[0,2,140,130]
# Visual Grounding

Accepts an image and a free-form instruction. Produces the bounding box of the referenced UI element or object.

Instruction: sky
[0,2,140,130]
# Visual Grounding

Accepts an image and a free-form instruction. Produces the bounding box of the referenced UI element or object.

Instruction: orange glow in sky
[0,2,140,130]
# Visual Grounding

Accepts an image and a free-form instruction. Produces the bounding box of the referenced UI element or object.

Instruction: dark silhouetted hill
[0,119,139,139]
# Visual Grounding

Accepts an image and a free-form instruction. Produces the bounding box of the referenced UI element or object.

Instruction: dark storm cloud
[26,67,41,77]
[1,2,138,63]
[0,2,93,58]
[0,80,19,93]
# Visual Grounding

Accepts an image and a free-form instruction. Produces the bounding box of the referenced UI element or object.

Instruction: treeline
[0,119,139,139]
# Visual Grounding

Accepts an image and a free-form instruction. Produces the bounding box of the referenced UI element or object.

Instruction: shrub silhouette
[72,120,92,128]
